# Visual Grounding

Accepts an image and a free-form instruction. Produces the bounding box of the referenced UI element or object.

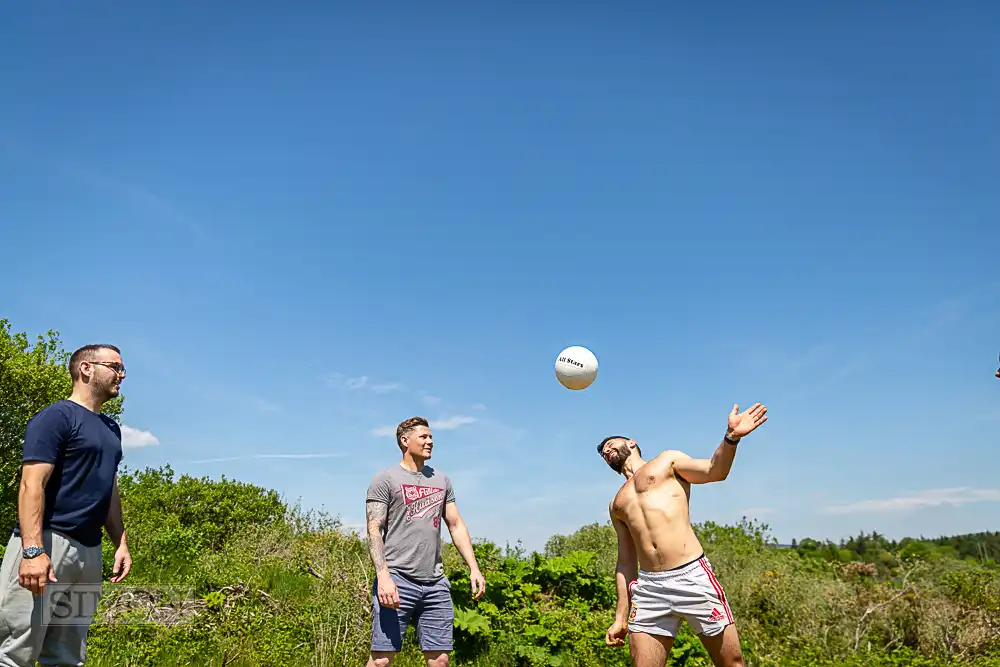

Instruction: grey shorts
[371,571,453,653]
[627,554,735,638]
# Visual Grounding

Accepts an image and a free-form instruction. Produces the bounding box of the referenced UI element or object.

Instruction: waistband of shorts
[638,553,708,579]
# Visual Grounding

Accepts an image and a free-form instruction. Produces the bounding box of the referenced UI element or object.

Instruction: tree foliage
[105,464,287,582]
[544,521,618,576]
[793,529,1000,573]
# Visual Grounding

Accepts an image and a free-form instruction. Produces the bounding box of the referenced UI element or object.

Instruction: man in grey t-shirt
[365,416,485,667]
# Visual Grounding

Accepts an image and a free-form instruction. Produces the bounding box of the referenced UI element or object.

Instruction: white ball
[555,345,599,390]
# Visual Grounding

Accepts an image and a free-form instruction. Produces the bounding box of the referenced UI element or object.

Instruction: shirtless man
[599,402,768,667]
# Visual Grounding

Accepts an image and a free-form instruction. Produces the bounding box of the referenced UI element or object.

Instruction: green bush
[79,471,1000,667]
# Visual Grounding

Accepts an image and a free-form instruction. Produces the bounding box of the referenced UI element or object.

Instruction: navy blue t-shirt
[13,400,123,547]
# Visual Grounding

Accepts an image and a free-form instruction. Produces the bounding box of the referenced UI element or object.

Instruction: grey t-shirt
[367,464,456,582]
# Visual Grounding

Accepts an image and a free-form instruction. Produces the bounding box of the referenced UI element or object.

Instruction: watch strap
[22,546,45,559]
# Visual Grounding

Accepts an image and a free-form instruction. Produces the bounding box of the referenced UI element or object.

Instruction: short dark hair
[396,416,429,449]
[68,344,121,382]
[597,436,625,455]
[597,436,641,457]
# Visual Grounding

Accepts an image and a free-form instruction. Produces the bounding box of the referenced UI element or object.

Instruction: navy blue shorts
[371,571,454,653]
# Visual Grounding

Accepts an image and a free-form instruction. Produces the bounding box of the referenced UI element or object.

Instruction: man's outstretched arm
[673,402,768,484]
[672,437,739,484]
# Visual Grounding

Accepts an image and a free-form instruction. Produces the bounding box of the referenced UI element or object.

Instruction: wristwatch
[724,433,740,445]
[22,546,45,559]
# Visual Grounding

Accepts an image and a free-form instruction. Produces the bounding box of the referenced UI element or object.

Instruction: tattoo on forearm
[366,501,389,573]
[368,532,388,574]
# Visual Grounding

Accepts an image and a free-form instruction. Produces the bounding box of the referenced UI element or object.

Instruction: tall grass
[78,468,1000,666]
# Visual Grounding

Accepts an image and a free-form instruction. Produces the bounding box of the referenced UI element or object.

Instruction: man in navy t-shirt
[0,343,133,667]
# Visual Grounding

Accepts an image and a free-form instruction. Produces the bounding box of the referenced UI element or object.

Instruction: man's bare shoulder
[641,450,687,473]
[609,483,629,513]
[635,451,693,487]
[654,449,691,467]
[611,473,646,516]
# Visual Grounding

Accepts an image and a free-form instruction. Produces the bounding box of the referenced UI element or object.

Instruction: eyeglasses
[88,361,126,376]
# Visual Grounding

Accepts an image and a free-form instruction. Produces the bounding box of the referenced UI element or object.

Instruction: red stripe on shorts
[697,557,733,624]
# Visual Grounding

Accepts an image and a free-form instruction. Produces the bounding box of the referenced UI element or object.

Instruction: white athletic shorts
[627,553,735,638]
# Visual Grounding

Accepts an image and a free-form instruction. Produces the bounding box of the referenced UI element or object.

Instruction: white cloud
[432,415,477,430]
[370,426,397,437]
[421,393,443,406]
[121,425,159,448]
[329,374,405,394]
[471,403,487,411]
[824,487,1000,515]
[345,376,369,390]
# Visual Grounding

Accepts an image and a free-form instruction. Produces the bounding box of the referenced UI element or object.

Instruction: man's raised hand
[727,403,768,439]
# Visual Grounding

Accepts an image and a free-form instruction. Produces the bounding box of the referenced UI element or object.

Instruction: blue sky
[2,3,998,554]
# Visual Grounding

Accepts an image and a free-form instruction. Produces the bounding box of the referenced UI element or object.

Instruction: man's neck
[67,388,103,414]
[621,455,647,480]
[399,454,426,473]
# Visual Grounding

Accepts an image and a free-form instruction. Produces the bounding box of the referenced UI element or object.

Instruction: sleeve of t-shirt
[444,476,456,505]
[366,471,392,506]
[22,404,72,464]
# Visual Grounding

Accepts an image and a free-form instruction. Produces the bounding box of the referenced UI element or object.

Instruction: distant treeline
[787,530,1000,568]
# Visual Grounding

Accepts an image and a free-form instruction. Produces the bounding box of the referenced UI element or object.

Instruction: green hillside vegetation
[789,531,1000,569]
[3,320,1000,666]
